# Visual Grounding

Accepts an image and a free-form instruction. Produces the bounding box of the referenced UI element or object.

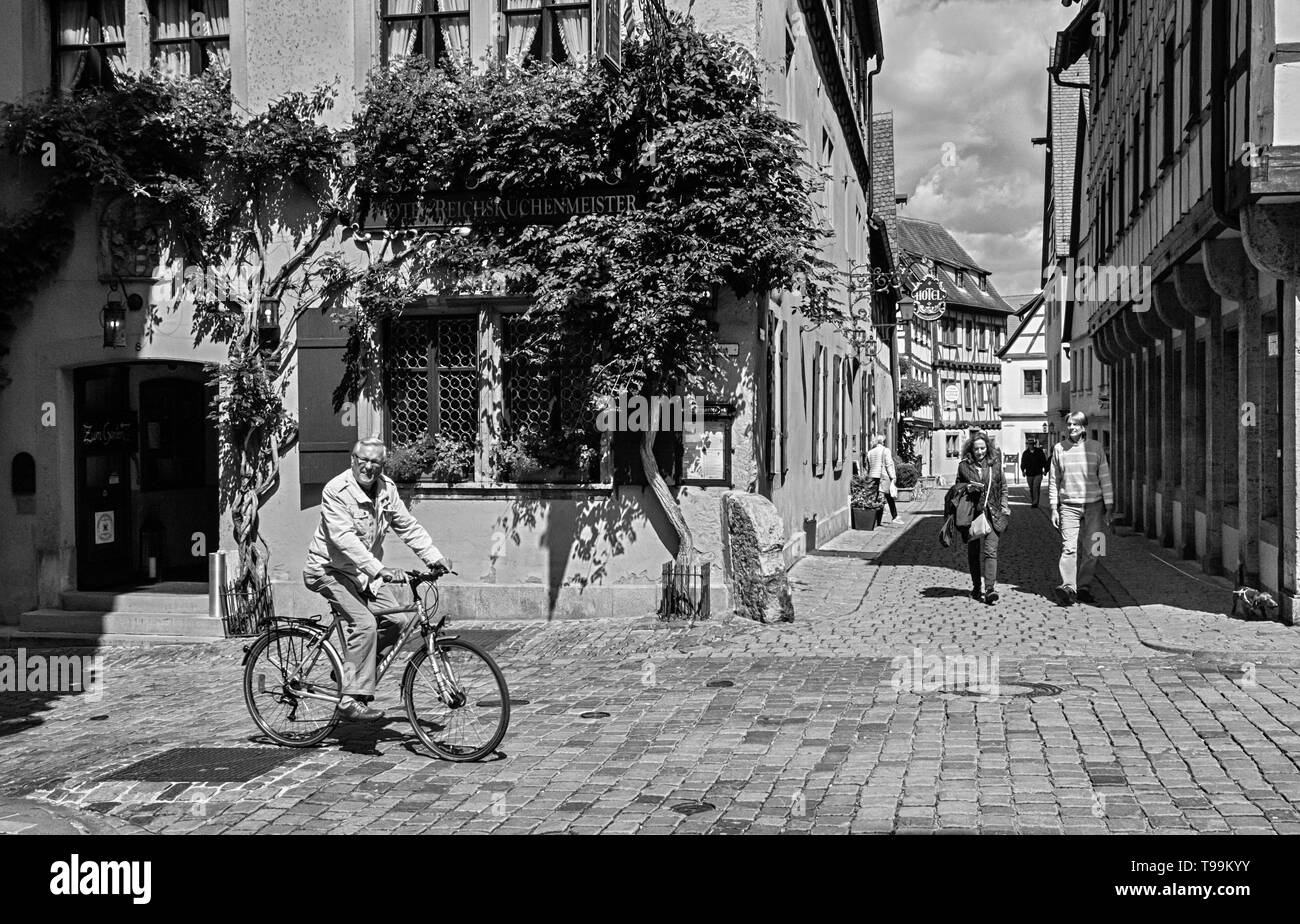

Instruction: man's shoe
[971,588,984,601]
[1053,585,1076,606]
[1075,587,1096,605]
[337,697,382,721]
[983,591,1000,605]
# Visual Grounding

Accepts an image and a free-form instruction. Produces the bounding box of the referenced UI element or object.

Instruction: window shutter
[779,323,788,474]
[297,308,355,485]
[594,0,622,69]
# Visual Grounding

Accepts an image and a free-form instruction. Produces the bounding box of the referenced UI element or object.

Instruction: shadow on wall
[496,483,681,620]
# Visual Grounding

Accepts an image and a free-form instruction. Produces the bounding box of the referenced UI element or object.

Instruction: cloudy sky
[874,0,1081,300]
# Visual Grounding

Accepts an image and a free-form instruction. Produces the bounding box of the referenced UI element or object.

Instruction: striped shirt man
[1048,437,1114,509]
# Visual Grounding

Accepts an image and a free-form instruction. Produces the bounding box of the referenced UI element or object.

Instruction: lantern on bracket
[258,295,281,352]
[101,294,126,348]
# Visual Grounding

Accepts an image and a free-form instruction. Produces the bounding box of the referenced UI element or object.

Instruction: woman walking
[865,434,903,525]
[954,431,1010,604]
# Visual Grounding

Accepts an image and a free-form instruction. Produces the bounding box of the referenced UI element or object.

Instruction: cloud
[876,0,1078,293]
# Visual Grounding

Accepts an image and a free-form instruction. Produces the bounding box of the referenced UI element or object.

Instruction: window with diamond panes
[385,316,479,453]
[500,313,598,480]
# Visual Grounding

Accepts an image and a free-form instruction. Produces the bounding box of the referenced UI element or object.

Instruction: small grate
[670,801,716,816]
[104,747,295,783]
[579,711,611,719]
[88,715,109,722]
[706,679,734,688]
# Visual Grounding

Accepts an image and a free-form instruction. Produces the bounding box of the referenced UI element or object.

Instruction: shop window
[502,0,592,66]
[52,0,126,92]
[382,0,471,66]
[151,0,230,77]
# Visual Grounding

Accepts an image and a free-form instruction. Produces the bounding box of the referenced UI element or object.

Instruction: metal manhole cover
[579,711,611,719]
[104,747,294,783]
[706,680,734,688]
[670,801,716,816]
[949,682,1064,700]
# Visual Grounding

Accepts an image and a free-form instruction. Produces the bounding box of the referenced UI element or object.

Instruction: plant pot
[896,488,914,502]
[852,506,882,531]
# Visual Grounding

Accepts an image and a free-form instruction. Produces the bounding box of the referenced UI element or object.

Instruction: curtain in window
[155,0,191,77]
[506,0,541,65]
[555,6,590,65]
[100,0,127,79]
[386,0,421,60]
[55,0,90,91]
[439,0,470,61]
[203,0,231,69]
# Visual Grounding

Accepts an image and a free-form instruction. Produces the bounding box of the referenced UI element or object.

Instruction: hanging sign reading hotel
[361,188,640,231]
[910,276,947,323]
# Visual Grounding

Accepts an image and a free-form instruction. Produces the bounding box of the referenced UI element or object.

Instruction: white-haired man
[303,438,451,720]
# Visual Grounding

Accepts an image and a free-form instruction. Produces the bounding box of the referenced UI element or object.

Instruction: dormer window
[954,269,966,288]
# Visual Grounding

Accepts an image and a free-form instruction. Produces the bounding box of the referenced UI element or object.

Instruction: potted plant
[493,422,597,483]
[385,433,475,484]
[850,473,883,530]
[893,460,919,501]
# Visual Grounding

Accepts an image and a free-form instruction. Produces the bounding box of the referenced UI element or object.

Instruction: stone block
[722,491,794,623]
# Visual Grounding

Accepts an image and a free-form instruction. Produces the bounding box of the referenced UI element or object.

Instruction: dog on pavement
[1231,561,1279,622]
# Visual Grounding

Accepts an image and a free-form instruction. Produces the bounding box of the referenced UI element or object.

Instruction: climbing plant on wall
[0,69,348,611]
[341,6,838,565]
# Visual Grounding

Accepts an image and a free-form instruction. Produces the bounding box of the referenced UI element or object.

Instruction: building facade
[1055,0,1300,619]
[896,218,1014,481]
[996,292,1049,484]
[0,0,890,633]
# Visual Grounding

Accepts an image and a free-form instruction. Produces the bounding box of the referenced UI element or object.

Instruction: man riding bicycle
[303,438,452,721]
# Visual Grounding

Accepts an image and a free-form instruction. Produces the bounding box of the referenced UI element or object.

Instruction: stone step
[61,589,210,615]
[15,609,225,639]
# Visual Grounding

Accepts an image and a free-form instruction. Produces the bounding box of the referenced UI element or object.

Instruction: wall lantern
[896,295,915,324]
[101,297,127,347]
[258,296,281,351]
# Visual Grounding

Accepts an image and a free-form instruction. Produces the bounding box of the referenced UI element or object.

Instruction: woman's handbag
[968,465,993,539]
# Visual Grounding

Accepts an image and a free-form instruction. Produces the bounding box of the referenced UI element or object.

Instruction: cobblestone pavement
[4,487,1300,834]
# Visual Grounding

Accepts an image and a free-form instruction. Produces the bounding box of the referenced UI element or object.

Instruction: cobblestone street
[4,487,1300,834]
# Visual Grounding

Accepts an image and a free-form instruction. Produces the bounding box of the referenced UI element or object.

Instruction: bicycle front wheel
[402,638,510,762]
[243,625,344,747]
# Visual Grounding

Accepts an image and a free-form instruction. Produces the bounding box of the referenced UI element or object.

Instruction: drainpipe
[867,55,882,215]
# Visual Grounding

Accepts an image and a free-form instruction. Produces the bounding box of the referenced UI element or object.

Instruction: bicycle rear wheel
[243,625,344,747]
[402,638,509,762]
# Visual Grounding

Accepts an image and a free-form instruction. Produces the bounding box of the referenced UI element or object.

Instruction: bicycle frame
[249,571,458,707]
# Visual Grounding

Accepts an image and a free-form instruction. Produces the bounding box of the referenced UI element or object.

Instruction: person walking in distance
[1049,412,1113,606]
[865,434,903,526]
[1020,437,1049,508]
[953,431,1010,604]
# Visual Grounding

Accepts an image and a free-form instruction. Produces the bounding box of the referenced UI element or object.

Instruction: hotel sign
[910,276,947,322]
[362,189,640,231]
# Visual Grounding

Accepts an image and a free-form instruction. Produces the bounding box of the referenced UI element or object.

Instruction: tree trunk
[640,427,698,566]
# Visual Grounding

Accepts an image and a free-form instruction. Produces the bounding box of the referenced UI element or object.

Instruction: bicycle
[241,568,509,762]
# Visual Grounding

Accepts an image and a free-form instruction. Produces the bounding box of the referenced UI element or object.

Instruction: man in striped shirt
[1048,411,1113,606]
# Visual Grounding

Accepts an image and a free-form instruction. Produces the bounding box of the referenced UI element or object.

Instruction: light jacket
[865,445,896,483]
[955,458,1011,535]
[303,470,442,592]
